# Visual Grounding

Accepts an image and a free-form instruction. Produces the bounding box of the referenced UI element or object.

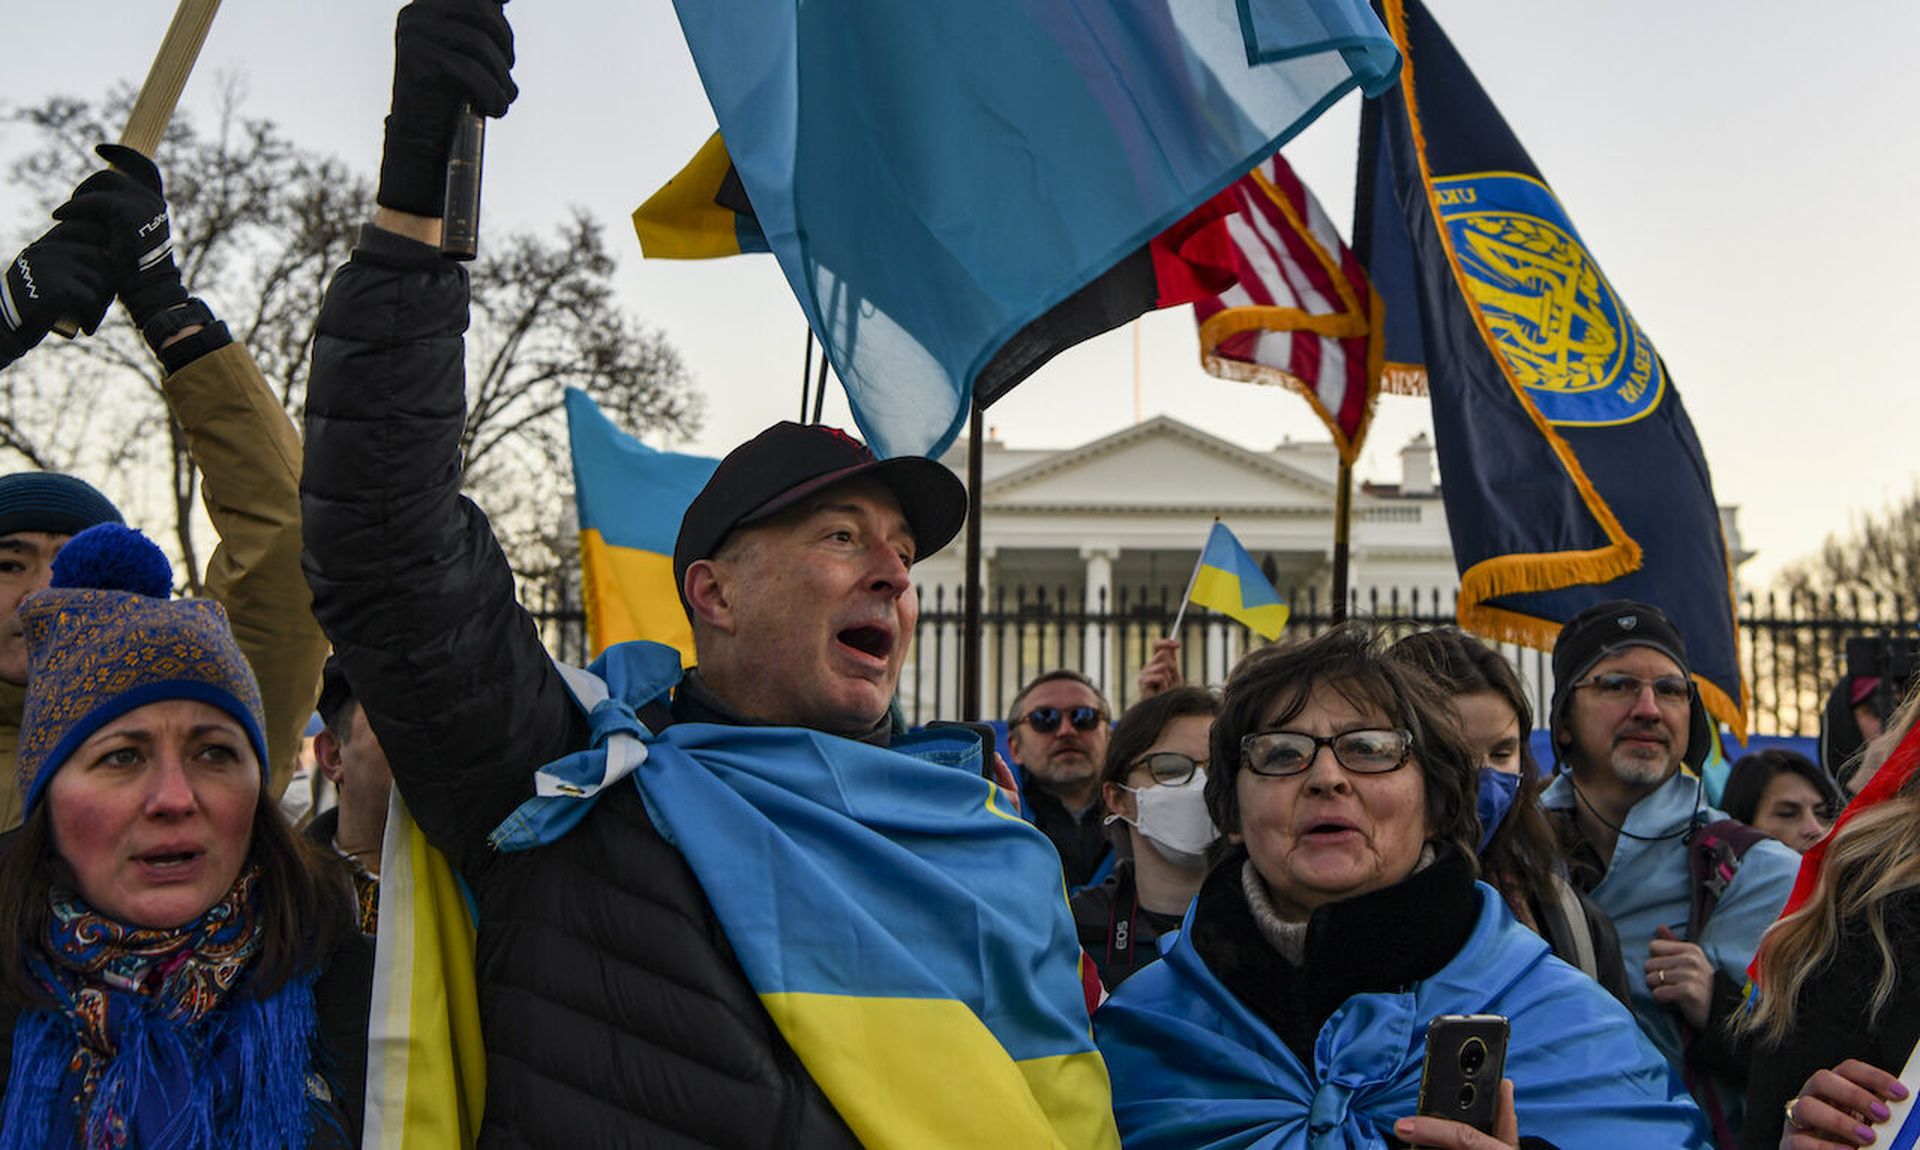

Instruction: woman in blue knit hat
[0,525,369,1149]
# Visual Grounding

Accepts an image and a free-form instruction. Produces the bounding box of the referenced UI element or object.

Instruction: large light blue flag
[670,0,1400,458]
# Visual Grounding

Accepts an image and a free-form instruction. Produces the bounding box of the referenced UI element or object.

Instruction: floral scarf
[1,867,320,1150]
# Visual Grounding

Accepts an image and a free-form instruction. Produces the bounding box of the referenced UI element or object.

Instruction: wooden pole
[961,404,985,719]
[53,0,222,337]
[120,0,223,156]
[1331,458,1354,623]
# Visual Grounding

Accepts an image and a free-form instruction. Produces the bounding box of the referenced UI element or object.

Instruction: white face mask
[1106,769,1218,869]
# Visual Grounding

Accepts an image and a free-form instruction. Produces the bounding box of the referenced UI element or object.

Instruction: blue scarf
[1095,882,1710,1149]
[1,870,320,1150]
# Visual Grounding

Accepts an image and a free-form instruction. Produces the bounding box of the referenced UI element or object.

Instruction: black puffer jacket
[301,227,859,1149]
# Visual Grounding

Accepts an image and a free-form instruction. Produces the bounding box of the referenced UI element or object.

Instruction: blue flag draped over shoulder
[491,643,1119,1149]
[668,0,1400,458]
[1360,0,1748,735]
[1094,882,1709,1148]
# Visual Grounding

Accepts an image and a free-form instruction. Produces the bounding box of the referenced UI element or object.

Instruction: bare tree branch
[4,88,702,595]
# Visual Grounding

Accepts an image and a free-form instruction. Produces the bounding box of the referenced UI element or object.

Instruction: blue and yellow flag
[491,642,1120,1148]
[666,0,1399,458]
[1361,0,1747,735]
[565,389,717,663]
[632,132,768,259]
[1189,522,1290,640]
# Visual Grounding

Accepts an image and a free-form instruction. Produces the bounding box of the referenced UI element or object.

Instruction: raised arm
[42,144,332,796]
[300,0,577,871]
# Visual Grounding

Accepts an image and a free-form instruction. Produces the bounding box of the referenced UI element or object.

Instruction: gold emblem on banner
[1455,214,1652,401]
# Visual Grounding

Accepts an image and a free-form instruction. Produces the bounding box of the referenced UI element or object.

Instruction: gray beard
[1607,747,1677,790]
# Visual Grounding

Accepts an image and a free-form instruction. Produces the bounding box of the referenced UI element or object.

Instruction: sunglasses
[1014,705,1106,734]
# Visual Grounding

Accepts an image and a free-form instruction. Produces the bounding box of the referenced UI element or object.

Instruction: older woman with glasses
[1094,623,1707,1149]
[1072,686,1219,989]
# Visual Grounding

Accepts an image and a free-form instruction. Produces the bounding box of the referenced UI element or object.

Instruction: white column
[1206,620,1232,687]
[1081,546,1117,698]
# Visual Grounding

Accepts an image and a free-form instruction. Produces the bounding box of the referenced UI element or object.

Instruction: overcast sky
[5,1,1914,588]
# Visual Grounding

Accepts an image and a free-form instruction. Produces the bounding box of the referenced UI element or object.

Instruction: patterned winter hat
[16,526,266,813]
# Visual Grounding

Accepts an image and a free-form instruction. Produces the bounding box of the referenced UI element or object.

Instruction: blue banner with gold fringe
[1360,0,1747,735]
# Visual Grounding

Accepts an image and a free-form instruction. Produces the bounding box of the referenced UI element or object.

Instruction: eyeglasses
[1013,705,1106,734]
[1572,673,1694,708]
[1240,728,1412,777]
[1129,752,1207,786]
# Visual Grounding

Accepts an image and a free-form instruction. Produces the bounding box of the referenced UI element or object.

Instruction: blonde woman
[1743,682,1920,1150]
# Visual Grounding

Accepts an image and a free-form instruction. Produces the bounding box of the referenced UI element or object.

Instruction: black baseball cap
[672,422,967,602]
[1549,599,1711,769]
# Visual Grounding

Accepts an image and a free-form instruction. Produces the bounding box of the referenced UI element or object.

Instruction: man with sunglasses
[1539,599,1797,1143]
[1006,670,1115,890]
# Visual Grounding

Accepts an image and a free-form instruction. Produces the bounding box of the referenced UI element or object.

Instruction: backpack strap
[1685,817,1771,938]
[1546,875,1600,980]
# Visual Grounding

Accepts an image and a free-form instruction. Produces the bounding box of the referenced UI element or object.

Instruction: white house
[897,414,1751,723]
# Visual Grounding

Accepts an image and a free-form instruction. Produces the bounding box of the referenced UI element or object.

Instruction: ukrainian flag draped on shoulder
[1363,0,1747,735]
[565,388,717,662]
[490,642,1119,1148]
[666,0,1399,458]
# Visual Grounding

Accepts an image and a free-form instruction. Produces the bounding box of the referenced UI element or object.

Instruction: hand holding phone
[1416,1014,1510,1134]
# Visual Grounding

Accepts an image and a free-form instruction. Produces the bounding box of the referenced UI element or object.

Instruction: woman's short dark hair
[1387,627,1561,911]
[0,784,357,1007]
[1098,686,1219,853]
[1101,686,1220,787]
[1205,621,1481,867]
[1723,748,1840,826]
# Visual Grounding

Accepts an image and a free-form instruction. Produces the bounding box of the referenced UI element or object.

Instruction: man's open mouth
[837,625,893,661]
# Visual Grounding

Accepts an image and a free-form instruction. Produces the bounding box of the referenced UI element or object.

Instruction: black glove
[53,143,190,328]
[378,0,517,217]
[0,216,114,367]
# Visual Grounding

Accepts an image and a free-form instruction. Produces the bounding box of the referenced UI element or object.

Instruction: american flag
[1171,154,1383,464]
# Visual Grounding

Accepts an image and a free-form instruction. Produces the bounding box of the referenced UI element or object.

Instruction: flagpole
[1331,459,1353,623]
[809,345,830,424]
[1166,518,1216,639]
[798,329,814,421]
[961,403,985,719]
[1132,319,1143,425]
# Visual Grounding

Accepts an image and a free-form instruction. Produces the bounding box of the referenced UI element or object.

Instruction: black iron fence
[525,582,1918,738]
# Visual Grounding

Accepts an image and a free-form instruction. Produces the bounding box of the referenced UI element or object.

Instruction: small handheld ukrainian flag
[1185,521,1290,640]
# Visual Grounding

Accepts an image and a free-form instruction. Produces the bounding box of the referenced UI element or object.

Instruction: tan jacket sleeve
[162,341,329,798]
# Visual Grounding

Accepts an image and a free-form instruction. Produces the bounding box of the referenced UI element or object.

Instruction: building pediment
[976,415,1334,513]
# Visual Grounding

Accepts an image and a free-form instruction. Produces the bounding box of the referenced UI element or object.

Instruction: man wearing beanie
[300,4,1117,1145]
[0,146,329,827]
[0,472,125,826]
[1539,598,1798,1141]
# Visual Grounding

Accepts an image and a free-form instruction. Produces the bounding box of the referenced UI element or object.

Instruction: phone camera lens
[1456,1083,1476,1111]
[1459,1037,1487,1075]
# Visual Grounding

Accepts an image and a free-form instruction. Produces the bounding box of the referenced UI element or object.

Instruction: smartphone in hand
[1416,1014,1509,1134]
